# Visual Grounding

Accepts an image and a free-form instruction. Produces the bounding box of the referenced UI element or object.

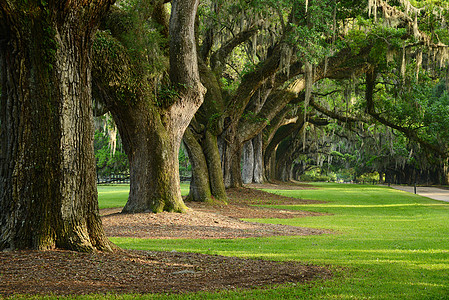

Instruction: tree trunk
[203,131,227,201]
[267,148,277,182]
[253,134,264,183]
[183,129,226,203]
[118,104,188,213]
[442,161,449,185]
[241,135,264,184]
[93,0,205,213]
[378,171,384,183]
[183,128,213,203]
[220,129,243,188]
[0,2,113,252]
[242,141,255,184]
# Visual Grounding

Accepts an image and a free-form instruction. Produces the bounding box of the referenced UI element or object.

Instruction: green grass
[107,183,449,299]
[19,183,446,299]
[97,183,190,209]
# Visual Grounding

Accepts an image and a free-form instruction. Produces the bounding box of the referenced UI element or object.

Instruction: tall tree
[92,0,205,213]
[0,0,114,251]
[183,0,373,198]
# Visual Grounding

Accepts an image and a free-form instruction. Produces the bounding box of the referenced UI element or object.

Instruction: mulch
[1,183,334,296]
[0,250,331,296]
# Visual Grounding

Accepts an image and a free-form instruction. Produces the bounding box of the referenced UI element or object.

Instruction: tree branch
[210,22,262,73]
[309,97,369,123]
[237,44,374,143]
[365,68,447,157]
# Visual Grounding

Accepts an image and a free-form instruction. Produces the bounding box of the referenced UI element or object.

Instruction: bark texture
[0,1,113,251]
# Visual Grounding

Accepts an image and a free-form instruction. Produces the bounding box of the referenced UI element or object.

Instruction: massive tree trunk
[0,1,113,251]
[183,56,228,201]
[93,0,204,213]
[116,102,190,213]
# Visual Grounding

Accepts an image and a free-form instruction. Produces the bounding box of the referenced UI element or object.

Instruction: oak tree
[0,0,114,251]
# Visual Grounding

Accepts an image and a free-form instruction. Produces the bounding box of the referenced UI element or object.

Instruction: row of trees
[1,0,448,251]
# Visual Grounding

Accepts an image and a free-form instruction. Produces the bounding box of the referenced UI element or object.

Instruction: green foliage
[345,18,406,65]
[94,130,129,177]
[93,30,139,104]
[108,1,169,77]
[178,146,191,179]
[157,84,180,108]
[374,71,449,155]
[290,0,336,64]
[300,169,336,182]
[242,111,270,125]
[94,1,170,108]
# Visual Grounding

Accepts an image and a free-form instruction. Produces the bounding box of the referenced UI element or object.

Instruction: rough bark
[182,58,227,201]
[0,1,113,251]
[183,128,226,203]
[186,10,272,191]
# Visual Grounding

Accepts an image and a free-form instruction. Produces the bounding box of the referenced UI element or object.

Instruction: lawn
[97,183,191,209]
[105,183,449,299]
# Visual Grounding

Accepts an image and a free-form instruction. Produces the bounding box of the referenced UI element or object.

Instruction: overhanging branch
[365,68,447,158]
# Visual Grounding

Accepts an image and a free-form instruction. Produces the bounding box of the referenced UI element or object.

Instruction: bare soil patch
[0,250,331,296]
[1,183,333,296]
[102,186,329,239]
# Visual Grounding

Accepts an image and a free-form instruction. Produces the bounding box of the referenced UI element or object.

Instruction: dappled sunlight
[307,203,428,208]
[412,282,448,288]
[348,248,449,255]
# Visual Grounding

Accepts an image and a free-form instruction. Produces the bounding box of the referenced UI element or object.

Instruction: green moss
[92,31,139,105]
[207,113,223,134]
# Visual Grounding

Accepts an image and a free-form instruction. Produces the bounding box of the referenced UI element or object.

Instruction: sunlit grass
[107,182,449,299]
[97,183,190,209]
[97,184,131,209]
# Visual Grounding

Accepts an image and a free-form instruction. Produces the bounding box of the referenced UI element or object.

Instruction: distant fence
[97,173,191,184]
[97,174,130,184]
[180,175,192,182]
